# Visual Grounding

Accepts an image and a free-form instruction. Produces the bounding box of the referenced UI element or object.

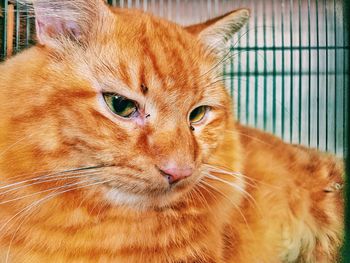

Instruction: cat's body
[0,1,343,262]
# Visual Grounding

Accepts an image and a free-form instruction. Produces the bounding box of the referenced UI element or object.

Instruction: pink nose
[159,167,193,184]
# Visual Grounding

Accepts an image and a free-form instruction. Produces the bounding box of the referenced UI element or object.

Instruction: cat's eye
[189,106,209,124]
[103,94,138,118]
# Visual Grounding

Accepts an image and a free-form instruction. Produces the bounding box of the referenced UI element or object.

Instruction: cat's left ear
[32,0,114,48]
[185,9,250,55]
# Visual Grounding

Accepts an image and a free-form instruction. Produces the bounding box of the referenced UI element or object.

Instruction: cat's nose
[159,166,193,184]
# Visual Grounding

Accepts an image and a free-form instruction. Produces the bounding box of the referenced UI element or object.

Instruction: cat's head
[0,0,249,210]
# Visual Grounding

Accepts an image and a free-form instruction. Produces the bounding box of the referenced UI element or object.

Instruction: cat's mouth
[100,172,197,209]
[84,163,199,208]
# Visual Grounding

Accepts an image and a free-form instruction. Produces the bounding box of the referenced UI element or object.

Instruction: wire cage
[0,0,349,259]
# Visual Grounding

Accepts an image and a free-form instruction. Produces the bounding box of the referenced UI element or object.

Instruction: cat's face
[1,0,249,209]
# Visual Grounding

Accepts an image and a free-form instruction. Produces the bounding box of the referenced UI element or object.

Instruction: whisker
[0,179,99,234]
[191,185,210,210]
[203,163,256,184]
[0,170,102,197]
[224,129,272,146]
[203,172,255,203]
[0,175,104,205]
[0,164,107,189]
[199,180,253,236]
[203,172,262,217]
[3,178,114,262]
[206,167,257,186]
[203,163,280,189]
[0,131,42,158]
[203,167,259,190]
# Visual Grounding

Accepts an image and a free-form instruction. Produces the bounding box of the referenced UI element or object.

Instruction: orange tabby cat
[0,0,343,262]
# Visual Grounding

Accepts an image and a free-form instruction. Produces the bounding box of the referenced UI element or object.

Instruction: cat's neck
[1,184,237,262]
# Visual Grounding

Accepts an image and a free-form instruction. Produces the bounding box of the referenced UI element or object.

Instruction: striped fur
[0,1,343,262]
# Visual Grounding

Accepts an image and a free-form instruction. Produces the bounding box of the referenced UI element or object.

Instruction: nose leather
[160,167,193,184]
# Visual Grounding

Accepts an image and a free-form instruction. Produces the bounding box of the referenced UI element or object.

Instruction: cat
[0,0,343,262]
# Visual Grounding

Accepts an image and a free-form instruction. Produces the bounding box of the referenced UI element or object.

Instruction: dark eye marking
[140,83,148,95]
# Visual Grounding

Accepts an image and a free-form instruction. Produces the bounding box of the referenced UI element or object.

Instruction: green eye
[189,106,208,124]
[103,94,138,118]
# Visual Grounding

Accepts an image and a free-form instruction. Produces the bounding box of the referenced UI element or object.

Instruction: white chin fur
[104,187,179,210]
[105,188,144,207]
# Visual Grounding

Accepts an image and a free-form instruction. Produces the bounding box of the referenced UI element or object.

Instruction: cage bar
[281,0,285,140]
[245,1,250,125]
[1,0,8,59]
[6,3,13,57]
[15,0,20,53]
[289,0,294,142]
[298,0,302,144]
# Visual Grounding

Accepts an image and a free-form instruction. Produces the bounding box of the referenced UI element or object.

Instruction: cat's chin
[103,183,192,210]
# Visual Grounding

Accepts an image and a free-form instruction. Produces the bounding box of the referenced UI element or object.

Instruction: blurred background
[1,0,348,157]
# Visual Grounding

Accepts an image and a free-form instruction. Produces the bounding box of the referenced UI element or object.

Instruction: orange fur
[0,1,343,262]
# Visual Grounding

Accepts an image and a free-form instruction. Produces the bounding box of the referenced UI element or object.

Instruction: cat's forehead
[86,10,218,103]
[112,10,214,80]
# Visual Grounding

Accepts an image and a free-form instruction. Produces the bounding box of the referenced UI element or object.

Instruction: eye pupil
[113,97,130,112]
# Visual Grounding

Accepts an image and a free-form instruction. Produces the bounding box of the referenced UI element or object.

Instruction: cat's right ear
[185,9,249,56]
[31,0,114,48]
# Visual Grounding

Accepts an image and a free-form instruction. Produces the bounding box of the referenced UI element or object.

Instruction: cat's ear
[32,0,114,48]
[185,9,250,55]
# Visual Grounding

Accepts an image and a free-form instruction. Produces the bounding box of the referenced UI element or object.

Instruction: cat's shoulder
[236,122,344,198]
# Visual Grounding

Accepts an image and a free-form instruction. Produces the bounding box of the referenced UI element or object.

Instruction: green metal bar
[324,0,329,151]
[236,0,243,122]
[229,52,234,100]
[316,0,320,149]
[263,0,267,130]
[281,0,285,140]
[342,0,350,256]
[254,0,258,127]
[289,0,294,142]
[245,0,250,125]
[25,4,30,46]
[343,0,349,254]
[272,0,276,134]
[1,0,8,59]
[343,0,347,158]
[237,23,242,121]
[15,0,20,53]
[343,1,350,159]
[225,70,346,76]
[229,46,349,51]
[298,0,302,144]
[333,0,337,154]
[307,0,311,147]
[343,0,350,259]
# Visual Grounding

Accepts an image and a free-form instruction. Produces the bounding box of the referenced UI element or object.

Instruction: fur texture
[0,1,343,262]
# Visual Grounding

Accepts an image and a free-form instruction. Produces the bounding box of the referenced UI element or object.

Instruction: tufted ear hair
[185,9,250,55]
[30,0,114,48]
